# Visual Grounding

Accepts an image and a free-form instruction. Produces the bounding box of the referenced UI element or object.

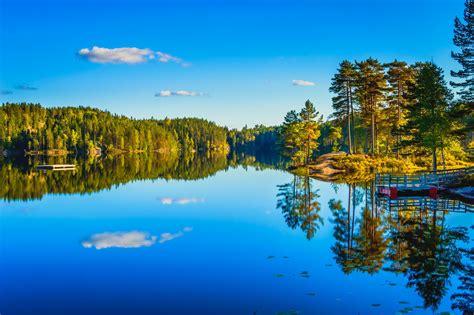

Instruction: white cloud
[175,90,200,96]
[160,197,205,204]
[82,231,157,250]
[157,90,172,97]
[159,226,193,244]
[159,231,184,244]
[292,79,315,86]
[156,51,179,63]
[155,90,205,97]
[79,46,188,66]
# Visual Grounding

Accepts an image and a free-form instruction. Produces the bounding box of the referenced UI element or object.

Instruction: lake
[0,154,472,315]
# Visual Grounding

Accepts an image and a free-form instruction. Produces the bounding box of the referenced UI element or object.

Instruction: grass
[298,151,473,183]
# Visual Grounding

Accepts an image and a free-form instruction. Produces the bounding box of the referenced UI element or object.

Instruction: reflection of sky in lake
[0,166,472,314]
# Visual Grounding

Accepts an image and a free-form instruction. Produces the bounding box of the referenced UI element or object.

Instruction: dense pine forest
[0,102,279,157]
[0,103,230,155]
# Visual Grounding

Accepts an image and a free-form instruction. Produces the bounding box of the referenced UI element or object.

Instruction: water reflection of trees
[326,182,472,313]
[0,152,286,201]
[277,172,323,240]
[450,226,473,314]
[329,183,389,274]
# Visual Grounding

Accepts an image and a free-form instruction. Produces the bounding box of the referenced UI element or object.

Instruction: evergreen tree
[329,60,357,153]
[280,110,302,161]
[354,58,387,154]
[299,100,323,164]
[280,101,322,165]
[385,60,416,158]
[451,0,474,102]
[406,63,453,171]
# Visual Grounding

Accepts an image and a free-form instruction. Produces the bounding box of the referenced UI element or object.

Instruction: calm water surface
[0,155,472,315]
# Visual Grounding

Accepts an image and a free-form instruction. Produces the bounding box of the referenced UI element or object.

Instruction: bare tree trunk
[365,128,369,154]
[346,84,352,154]
[441,141,446,170]
[432,147,437,171]
[396,82,401,159]
[371,113,375,155]
[350,86,356,154]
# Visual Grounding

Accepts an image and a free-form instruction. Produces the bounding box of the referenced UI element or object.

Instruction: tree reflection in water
[450,225,473,314]
[277,171,323,240]
[329,183,389,274]
[0,152,287,201]
[324,181,472,313]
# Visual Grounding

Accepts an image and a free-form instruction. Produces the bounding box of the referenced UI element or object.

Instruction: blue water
[0,166,472,314]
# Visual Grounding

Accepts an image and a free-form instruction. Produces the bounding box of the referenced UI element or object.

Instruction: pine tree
[354,58,387,154]
[280,101,322,165]
[406,63,453,171]
[451,0,474,102]
[330,60,357,154]
[385,60,416,158]
[280,110,301,160]
[299,100,323,164]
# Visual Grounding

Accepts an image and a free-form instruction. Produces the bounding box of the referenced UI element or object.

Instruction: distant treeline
[0,103,277,156]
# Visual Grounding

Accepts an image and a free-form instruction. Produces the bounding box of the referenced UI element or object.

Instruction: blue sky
[0,0,466,128]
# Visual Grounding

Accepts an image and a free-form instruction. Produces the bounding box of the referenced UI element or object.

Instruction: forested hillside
[0,103,230,155]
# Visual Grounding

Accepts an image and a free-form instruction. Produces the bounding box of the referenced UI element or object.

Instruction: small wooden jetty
[35,164,76,171]
[376,166,474,200]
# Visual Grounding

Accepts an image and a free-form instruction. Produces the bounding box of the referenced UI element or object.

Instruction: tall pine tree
[385,60,416,158]
[330,60,357,154]
[451,0,474,102]
[355,58,387,154]
[406,63,453,171]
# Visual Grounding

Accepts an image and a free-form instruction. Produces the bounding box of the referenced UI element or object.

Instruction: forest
[281,1,473,171]
[0,102,280,158]
[0,103,229,155]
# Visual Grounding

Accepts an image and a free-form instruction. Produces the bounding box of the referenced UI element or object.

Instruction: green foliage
[281,100,323,165]
[328,126,342,152]
[330,60,357,153]
[160,117,229,152]
[354,58,388,154]
[405,63,454,170]
[0,103,231,156]
[384,60,416,158]
[324,57,471,171]
[228,124,279,154]
[451,0,474,101]
[331,154,418,176]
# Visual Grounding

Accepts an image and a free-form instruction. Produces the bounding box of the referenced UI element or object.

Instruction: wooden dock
[376,166,474,199]
[376,195,473,213]
[35,164,76,170]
